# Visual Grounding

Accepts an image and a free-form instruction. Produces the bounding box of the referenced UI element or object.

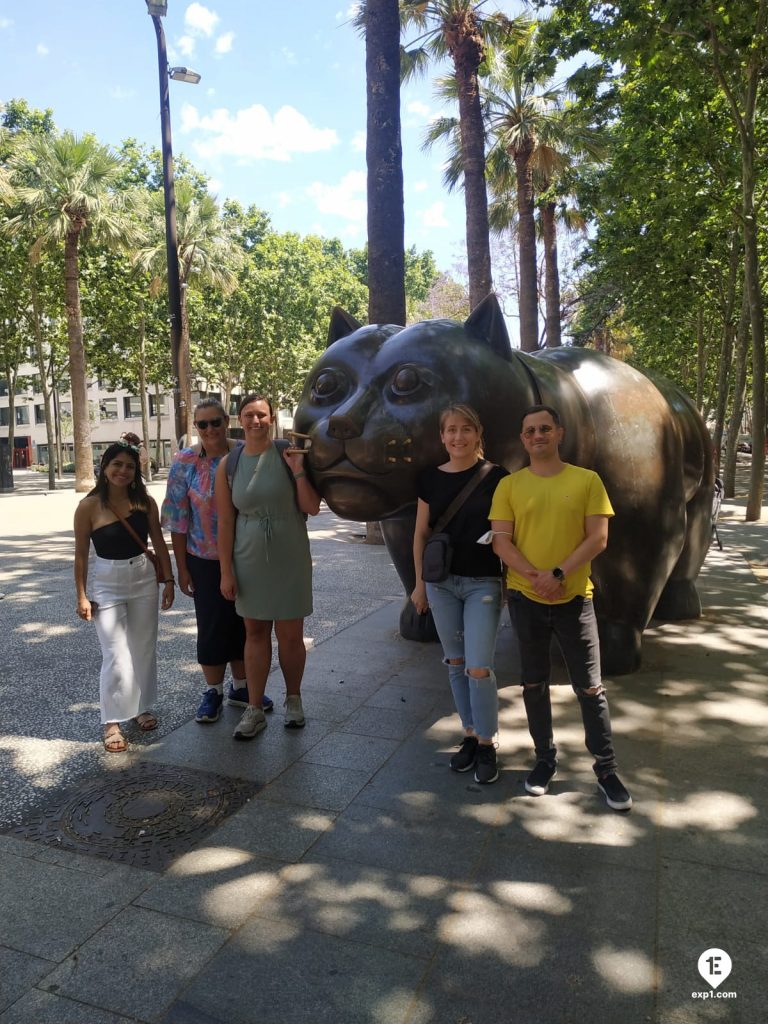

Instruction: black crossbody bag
[421,462,493,583]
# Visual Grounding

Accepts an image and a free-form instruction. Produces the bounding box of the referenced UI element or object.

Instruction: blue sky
[0,1,527,275]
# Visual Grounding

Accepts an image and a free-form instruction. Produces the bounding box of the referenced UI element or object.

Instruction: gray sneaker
[233,705,267,741]
[284,694,305,729]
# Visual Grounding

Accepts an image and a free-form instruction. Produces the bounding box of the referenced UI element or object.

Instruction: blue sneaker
[227,684,273,713]
[195,688,223,723]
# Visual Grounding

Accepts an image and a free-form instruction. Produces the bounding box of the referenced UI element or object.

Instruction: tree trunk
[742,148,766,521]
[3,354,16,469]
[454,45,493,309]
[63,230,94,491]
[723,288,749,497]
[155,382,164,468]
[709,17,765,520]
[695,308,707,411]
[138,314,152,482]
[31,273,56,490]
[514,141,538,351]
[541,200,561,347]
[711,231,740,456]
[366,0,406,327]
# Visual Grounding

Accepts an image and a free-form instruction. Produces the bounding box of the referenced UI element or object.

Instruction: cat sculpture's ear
[327,307,363,349]
[464,293,513,362]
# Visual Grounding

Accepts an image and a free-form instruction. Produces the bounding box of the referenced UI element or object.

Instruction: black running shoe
[525,760,557,795]
[597,772,633,811]
[450,736,479,772]
[474,744,499,784]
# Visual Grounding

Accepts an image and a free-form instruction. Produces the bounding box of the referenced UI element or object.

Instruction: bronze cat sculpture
[294,294,715,675]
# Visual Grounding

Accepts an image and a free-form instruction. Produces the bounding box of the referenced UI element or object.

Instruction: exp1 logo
[692,949,737,1001]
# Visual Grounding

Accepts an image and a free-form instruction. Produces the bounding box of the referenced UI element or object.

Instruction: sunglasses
[195,417,223,430]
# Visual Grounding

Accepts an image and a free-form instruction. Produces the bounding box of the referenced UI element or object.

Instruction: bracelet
[162,578,175,584]
[293,471,306,479]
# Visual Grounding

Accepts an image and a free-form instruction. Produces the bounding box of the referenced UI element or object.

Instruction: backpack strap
[225,441,245,491]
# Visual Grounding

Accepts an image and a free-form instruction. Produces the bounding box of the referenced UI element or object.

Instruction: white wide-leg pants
[90,554,159,724]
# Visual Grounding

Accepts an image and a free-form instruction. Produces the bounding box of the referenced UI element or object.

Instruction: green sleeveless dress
[231,443,312,620]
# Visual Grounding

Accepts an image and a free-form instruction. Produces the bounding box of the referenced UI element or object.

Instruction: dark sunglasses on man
[195,417,223,430]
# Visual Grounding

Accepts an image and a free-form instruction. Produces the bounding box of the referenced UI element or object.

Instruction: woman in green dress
[216,395,321,740]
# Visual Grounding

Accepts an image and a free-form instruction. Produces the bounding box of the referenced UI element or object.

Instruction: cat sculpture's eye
[391,364,428,397]
[311,368,348,403]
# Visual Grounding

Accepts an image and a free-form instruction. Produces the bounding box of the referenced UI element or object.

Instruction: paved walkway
[0,477,765,1023]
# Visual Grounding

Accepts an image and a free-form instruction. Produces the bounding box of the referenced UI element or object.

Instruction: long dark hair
[89,443,150,510]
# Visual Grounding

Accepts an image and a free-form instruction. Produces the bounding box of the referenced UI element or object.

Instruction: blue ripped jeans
[426,575,504,739]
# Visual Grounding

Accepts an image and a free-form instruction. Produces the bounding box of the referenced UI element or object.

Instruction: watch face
[553,568,564,579]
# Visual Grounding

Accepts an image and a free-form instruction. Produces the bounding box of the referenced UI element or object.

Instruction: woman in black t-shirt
[412,405,508,784]
[74,442,175,752]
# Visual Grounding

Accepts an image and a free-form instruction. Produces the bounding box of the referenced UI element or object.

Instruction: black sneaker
[450,736,479,772]
[474,744,499,784]
[525,760,557,796]
[597,772,633,811]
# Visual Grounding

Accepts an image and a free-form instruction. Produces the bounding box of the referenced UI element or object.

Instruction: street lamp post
[145,1,200,446]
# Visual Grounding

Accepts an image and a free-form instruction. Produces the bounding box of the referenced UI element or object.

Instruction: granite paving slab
[298,731,400,774]
[208,792,336,863]
[0,848,151,961]
[245,856,452,960]
[39,905,229,1022]
[259,761,371,812]
[163,916,432,1024]
[134,847,287,930]
[0,946,56,1014]
[0,990,136,1024]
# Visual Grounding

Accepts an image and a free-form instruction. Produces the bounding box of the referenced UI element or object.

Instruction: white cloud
[413,181,429,193]
[207,177,222,195]
[206,87,216,97]
[306,170,366,223]
[407,100,430,117]
[281,47,297,65]
[180,103,338,162]
[0,17,13,29]
[277,192,292,208]
[350,130,366,153]
[215,31,234,54]
[177,34,196,56]
[36,43,48,56]
[420,201,449,229]
[109,86,136,101]
[185,3,219,37]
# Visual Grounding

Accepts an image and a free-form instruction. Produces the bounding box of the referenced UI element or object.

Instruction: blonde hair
[439,403,485,457]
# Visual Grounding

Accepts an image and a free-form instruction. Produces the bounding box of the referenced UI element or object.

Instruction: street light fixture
[169,66,201,84]
[145,0,200,446]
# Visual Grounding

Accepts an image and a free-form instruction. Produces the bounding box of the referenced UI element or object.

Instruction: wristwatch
[552,567,565,582]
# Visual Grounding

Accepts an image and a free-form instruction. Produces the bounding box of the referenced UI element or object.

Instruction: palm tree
[135,182,241,441]
[426,26,602,350]
[398,0,520,309]
[5,131,142,490]
[363,0,406,326]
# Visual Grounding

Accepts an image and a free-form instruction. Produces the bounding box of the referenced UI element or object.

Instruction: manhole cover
[4,763,260,872]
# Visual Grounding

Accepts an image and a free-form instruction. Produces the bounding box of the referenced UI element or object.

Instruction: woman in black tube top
[74,441,175,752]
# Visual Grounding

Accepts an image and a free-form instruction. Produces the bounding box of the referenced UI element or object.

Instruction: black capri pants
[186,553,246,666]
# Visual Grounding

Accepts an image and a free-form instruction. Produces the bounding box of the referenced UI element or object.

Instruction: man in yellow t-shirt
[489,405,632,811]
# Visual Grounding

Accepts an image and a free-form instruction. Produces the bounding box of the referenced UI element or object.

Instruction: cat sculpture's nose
[327,414,361,441]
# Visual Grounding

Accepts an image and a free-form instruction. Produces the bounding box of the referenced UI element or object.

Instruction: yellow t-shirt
[488,464,614,603]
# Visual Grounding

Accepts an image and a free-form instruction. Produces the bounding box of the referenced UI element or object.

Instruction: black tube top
[91,510,149,559]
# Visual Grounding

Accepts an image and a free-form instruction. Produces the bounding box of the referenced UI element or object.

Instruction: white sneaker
[284,694,305,729]
[233,705,267,741]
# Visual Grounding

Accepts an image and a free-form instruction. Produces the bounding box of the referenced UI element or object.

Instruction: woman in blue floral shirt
[162,398,272,722]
